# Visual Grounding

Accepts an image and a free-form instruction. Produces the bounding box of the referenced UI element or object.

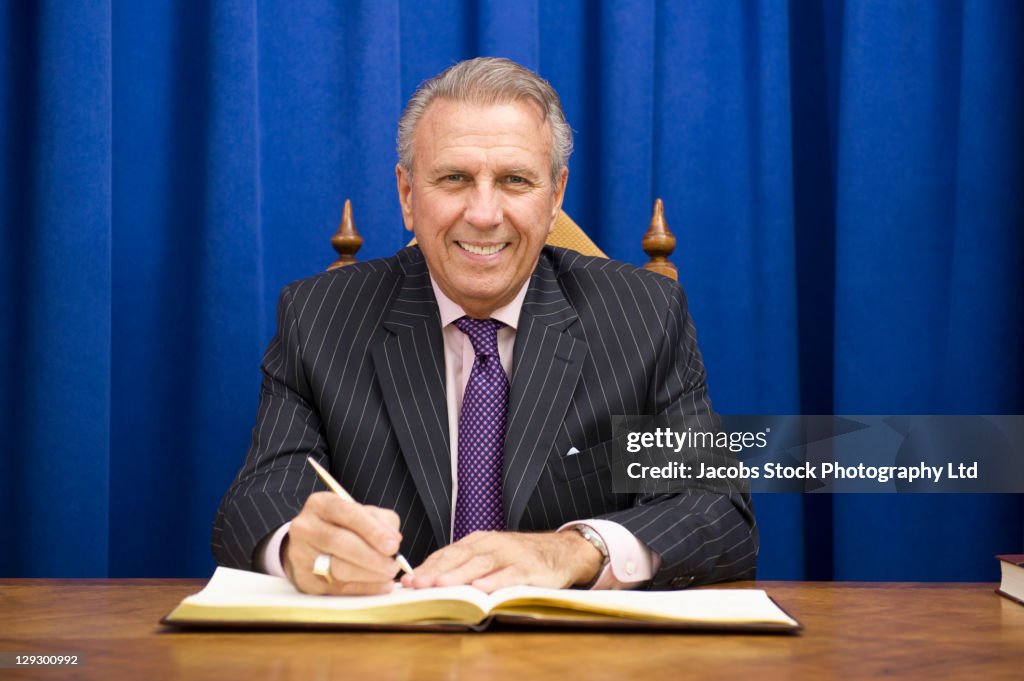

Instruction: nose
[463,183,503,229]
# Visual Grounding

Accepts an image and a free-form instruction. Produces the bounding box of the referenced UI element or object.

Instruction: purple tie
[453,317,508,541]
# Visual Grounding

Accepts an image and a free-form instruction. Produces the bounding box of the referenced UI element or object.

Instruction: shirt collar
[430,276,529,331]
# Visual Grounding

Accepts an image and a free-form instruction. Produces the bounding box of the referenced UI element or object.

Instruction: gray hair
[397,57,573,184]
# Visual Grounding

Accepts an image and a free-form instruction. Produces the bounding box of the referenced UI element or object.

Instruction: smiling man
[397,97,566,320]
[212,57,757,595]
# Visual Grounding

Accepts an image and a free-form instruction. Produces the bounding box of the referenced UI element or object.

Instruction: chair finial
[328,199,363,270]
[642,199,678,281]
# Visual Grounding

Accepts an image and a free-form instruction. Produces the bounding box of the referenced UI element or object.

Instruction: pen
[305,456,415,577]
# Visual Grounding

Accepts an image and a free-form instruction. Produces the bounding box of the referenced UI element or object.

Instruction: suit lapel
[371,250,452,549]
[503,254,587,529]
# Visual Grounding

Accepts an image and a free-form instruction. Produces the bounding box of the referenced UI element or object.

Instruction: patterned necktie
[452,317,508,541]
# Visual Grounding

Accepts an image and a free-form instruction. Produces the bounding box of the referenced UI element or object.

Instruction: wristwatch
[574,524,610,584]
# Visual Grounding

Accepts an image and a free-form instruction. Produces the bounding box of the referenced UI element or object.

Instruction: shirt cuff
[256,522,291,578]
[558,519,661,590]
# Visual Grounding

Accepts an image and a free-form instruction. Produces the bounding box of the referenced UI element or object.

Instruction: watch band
[574,524,610,588]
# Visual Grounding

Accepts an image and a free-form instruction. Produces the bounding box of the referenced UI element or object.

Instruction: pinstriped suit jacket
[212,246,757,588]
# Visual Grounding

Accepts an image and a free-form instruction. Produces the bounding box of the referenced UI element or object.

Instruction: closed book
[996,554,1024,606]
[163,567,801,633]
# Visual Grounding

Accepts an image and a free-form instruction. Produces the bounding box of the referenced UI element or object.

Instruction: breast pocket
[548,439,616,482]
[548,438,634,516]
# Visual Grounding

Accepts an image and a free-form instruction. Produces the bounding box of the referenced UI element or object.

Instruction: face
[396,98,568,319]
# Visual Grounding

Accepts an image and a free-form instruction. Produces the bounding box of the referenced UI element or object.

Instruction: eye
[504,175,529,185]
[441,174,467,183]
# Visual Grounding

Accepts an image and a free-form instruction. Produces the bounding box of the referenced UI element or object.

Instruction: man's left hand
[401,531,604,593]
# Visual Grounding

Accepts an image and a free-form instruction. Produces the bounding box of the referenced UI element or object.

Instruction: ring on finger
[312,553,334,585]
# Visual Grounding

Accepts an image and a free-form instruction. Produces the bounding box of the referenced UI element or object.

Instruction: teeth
[459,242,506,256]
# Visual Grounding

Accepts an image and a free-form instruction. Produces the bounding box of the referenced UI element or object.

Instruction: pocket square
[566,446,580,456]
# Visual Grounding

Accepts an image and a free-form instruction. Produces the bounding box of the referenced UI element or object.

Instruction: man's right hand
[282,491,403,595]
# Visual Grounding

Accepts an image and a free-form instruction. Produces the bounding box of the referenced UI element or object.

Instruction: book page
[171,567,496,625]
[487,585,799,626]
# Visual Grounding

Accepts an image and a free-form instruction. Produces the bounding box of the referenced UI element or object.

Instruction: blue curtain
[1,1,1020,579]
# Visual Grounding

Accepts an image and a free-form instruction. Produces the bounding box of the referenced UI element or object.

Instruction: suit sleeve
[210,285,328,570]
[596,283,759,589]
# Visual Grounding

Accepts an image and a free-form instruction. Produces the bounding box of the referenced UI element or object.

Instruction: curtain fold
[830,0,1023,579]
[1,1,112,577]
[1,0,1020,578]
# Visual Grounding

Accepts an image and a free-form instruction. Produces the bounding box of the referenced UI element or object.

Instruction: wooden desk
[1,580,1021,680]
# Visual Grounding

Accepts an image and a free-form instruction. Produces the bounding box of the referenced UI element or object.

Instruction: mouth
[456,241,509,256]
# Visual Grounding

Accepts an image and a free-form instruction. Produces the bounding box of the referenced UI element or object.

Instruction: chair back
[328,199,677,281]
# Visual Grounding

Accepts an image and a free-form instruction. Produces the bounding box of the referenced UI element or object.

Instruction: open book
[163,567,801,633]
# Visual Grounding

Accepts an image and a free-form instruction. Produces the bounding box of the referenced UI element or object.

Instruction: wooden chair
[328,199,678,280]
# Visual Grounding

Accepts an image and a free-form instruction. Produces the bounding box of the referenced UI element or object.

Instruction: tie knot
[454,317,503,356]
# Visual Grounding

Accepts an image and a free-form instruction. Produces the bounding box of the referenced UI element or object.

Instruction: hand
[401,531,604,593]
[283,491,403,595]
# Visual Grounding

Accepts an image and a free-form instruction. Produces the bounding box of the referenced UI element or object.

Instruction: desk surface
[1,579,1021,680]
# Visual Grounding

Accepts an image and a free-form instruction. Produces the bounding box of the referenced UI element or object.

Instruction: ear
[548,167,569,234]
[396,163,414,232]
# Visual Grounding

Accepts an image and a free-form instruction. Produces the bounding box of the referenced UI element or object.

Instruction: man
[212,57,757,595]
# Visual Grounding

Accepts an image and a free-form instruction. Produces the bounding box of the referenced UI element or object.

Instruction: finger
[327,543,403,584]
[283,542,331,595]
[309,492,403,556]
[471,565,529,594]
[409,532,501,585]
[433,554,502,587]
[304,515,400,578]
[298,494,401,567]
[287,539,396,594]
[406,543,476,588]
[406,531,500,588]
[417,530,492,571]
[289,504,400,581]
[364,505,401,533]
